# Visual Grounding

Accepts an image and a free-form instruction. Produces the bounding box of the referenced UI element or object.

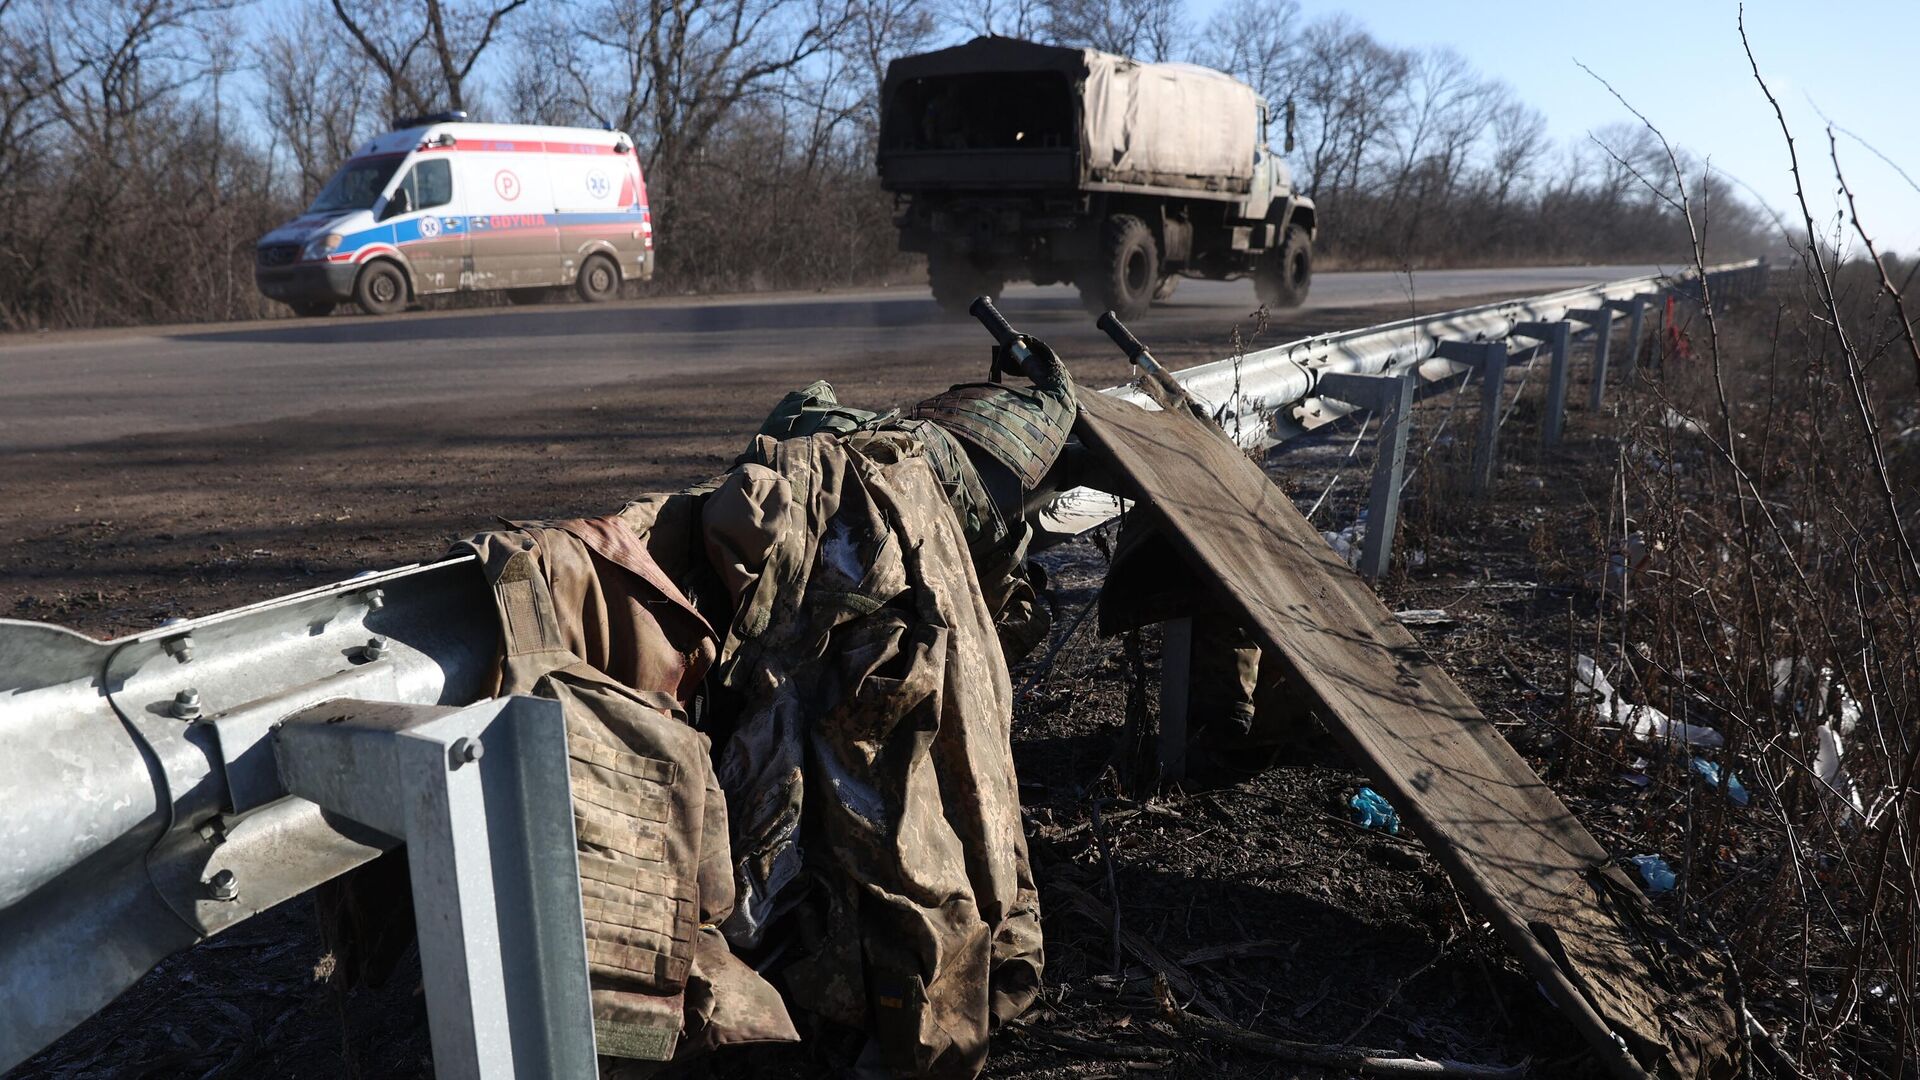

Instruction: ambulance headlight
[303,233,343,260]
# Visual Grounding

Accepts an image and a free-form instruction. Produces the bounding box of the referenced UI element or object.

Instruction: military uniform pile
[450,369,1069,1076]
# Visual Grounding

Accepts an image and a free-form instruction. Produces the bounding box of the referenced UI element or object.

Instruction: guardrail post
[1514,320,1573,444]
[274,696,599,1080]
[1158,617,1192,784]
[1568,308,1616,411]
[1434,340,1508,493]
[1608,294,1652,381]
[1317,370,1416,579]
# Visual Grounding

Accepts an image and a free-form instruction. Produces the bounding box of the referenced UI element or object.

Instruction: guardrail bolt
[360,636,389,662]
[449,737,484,769]
[206,869,239,902]
[362,587,386,612]
[170,688,203,720]
[162,633,194,663]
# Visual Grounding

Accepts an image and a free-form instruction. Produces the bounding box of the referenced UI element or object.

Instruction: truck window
[883,73,1075,152]
[308,157,403,213]
[397,159,454,212]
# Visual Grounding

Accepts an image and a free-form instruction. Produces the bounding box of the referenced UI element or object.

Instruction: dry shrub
[1596,263,1919,1077]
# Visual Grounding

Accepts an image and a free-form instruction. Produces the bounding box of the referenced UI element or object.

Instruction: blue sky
[1237,0,1919,256]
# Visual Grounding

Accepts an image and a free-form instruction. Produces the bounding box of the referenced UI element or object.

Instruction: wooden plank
[1074,389,1736,1080]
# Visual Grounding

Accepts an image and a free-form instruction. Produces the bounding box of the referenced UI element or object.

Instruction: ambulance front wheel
[354,260,409,316]
[576,253,620,303]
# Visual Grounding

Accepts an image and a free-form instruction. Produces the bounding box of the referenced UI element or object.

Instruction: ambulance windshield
[308,157,404,214]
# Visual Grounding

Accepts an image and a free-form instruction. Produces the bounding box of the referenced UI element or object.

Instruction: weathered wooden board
[1075,388,1734,1080]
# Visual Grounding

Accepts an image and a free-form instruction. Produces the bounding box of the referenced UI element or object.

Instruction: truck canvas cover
[880,36,1259,192]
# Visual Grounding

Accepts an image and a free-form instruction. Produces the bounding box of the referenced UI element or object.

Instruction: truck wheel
[928,255,1002,316]
[1080,214,1159,319]
[1152,274,1180,303]
[576,254,620,302]
[288,300,334,318]
[353,261,408,316]
[1256,225,1312,309]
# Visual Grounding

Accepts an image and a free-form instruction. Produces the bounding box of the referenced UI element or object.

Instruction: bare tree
[1197,0,1297,107]
[1043,0,1185,61]
[951,0,1043,40]
[256,7,373,200]
[553,0,857,188]
[328,0,527,119]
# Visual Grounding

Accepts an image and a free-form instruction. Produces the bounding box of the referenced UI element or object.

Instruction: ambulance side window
[396,159,453,214]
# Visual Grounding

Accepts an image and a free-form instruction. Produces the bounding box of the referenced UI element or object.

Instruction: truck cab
[255,114,655,317]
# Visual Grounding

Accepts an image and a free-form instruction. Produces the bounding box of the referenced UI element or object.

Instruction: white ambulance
[255,113,655,316]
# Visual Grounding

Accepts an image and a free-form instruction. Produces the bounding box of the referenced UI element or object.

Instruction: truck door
[386,156,468,294]
[462,153,561,289]
[1244,104,1276,224]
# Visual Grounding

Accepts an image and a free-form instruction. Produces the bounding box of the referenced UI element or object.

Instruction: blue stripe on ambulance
[333,208,648,258]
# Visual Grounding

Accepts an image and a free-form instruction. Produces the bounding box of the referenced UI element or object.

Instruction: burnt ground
[4,297,1771,1078]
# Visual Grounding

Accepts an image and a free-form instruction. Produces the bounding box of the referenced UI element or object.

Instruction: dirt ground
[3,296,1773,1079]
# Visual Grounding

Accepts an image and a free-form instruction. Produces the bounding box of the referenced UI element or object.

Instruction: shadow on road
[166,291,1103,346]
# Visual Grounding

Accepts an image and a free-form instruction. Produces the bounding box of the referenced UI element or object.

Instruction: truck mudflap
[1074,385,1739,1080]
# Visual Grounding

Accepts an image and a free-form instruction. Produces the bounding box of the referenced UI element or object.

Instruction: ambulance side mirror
[381,188,412,221]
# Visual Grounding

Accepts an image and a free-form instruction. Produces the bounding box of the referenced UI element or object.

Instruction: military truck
[878,36,1316,319]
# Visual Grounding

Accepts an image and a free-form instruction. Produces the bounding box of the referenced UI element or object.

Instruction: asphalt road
[0,264,1668,454]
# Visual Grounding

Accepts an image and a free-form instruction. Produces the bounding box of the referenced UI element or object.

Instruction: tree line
[0,0,1768,330]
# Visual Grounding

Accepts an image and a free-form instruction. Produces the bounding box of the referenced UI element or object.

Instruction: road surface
[0,265,1670,454]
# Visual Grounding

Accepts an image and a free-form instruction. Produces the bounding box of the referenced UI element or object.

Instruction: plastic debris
[1320,522,1366,569]
[1349,787,1400,834]
[1814,722,1865,814]
[1631,854,1676,894]
[1392,608,1453,626]
[1661,407,1703,434]
[1573,654,1725,748]
[1688,757,1750,806]
[1589,532,1659,599]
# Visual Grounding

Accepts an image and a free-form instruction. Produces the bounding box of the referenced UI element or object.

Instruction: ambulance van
[255,113,655,316]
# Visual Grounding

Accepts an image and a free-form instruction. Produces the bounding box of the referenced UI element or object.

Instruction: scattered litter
[1632,855,1676,894]
[1814,722,1865,814]
[1661,407,1704,434]
[1319,520,1366,570]
[1688,758,1750,806]
[1620,755,1652,787]
[1392,608,1453,626]
[1573,655,1725,748]
[1348,787,1400,834]
[1588,532,1659,599]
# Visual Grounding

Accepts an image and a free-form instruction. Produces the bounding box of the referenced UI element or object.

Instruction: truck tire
[928,254,1003,316]
[353,260,408,316]
[576,254,620,302]
[1256,225,1312,309]
[1079,214,1158,319]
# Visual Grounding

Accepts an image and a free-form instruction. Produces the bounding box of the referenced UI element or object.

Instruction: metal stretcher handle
[969,295,1019,347]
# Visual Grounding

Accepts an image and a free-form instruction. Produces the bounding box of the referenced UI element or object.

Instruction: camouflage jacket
[704,425,1044,1077]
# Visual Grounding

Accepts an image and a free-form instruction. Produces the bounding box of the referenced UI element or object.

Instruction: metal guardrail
[1042,259,1768,562]
[0,258,1765,1074]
